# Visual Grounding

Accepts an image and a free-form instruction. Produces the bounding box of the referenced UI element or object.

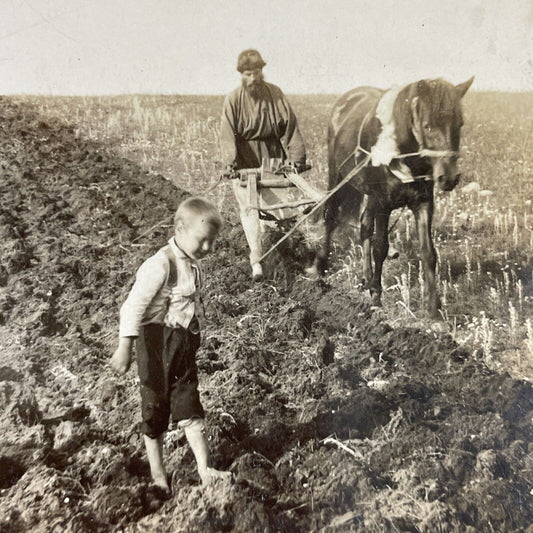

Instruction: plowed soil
[1,96,532,533]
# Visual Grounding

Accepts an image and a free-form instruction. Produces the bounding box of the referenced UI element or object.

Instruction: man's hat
[236,49,266,73]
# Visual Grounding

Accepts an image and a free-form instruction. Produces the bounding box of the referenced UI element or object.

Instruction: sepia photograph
[0,1,532,531]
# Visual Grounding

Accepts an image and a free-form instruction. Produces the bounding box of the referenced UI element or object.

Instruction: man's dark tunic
[220,82,306,170]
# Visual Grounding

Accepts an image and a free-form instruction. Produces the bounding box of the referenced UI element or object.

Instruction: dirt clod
[0,96,531,533]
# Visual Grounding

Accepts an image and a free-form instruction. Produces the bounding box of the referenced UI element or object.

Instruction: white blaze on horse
[313,76,474,319]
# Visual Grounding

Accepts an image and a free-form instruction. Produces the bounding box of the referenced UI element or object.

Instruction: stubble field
[0,89,532,532]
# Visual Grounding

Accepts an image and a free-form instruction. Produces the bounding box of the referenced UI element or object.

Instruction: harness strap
[336,89,458,183]
[204,173,224,193]
[338,108,374,172]
[396,148,458,159]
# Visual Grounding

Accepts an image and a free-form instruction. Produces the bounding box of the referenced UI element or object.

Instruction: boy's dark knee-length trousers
[136,321,204,438]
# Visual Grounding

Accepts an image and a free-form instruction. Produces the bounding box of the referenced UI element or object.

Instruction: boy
[110,197,230,494]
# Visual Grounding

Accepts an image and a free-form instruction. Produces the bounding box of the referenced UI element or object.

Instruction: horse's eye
[423,123,432,132]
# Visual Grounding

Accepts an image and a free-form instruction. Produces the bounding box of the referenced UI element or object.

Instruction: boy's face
[175,216,219,260]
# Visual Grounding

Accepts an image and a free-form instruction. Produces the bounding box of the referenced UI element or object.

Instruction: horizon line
[8,88,533,98]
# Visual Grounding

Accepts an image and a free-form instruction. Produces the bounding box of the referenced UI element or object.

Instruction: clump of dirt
[0,96,532,532]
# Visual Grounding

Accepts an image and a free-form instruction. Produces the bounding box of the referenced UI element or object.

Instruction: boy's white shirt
[119,238,201,337]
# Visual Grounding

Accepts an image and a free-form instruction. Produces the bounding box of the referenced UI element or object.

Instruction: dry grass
[18,90,533,379]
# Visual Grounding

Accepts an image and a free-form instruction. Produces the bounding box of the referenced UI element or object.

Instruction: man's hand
[223,163,237,178]
[293,161,311,173]
[110,338,134,375]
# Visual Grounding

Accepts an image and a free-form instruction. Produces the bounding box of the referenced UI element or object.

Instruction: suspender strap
[163,246,178,285]
[163,245,204,332]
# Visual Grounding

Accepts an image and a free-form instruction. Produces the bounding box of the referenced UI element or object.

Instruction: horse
[313,76,474,319]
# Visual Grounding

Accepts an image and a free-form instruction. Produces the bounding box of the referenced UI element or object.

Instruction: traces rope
[206,100,458,263]
[257,152,372,264]
[255,110,459,263]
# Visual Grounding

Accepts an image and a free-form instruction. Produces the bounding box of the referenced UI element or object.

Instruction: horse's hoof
[304,264,320,280]
[427,303,442,321]
[359,279,371,291]
[371,295,382,307]
[430,321,448,334]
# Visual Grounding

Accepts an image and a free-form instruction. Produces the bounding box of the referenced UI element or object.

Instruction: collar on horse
[339,85,458,184]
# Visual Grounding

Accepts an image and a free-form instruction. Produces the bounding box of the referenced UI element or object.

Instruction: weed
[24,91,533,377]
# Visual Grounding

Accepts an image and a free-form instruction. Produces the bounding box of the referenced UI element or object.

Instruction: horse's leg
[309,193,338,276]
[360,195,374,289]
[368,203,390,307]
[413,200,441,319]
[309,136,340,276]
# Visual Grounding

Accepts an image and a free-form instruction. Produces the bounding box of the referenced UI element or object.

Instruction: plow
[225,156,372,264]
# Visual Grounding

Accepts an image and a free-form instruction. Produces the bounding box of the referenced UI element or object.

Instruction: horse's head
[398,77,474,191]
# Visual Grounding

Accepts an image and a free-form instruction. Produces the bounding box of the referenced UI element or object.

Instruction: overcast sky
[1,0,532,95]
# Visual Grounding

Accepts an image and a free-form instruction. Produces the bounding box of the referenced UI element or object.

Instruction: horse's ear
[456,76,475,98]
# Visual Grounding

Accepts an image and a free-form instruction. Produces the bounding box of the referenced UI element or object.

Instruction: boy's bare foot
[200,467,232,486]
[152,475,170,492]
[149,475,171,500]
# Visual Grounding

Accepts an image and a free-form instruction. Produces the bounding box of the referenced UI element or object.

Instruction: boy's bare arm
[113,254,167,375]
[110,337,135,374]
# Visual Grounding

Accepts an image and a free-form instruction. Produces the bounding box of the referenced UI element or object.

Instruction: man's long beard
[242,73,265,98]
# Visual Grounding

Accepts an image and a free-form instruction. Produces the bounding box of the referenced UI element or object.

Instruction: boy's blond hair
[174,197,223,231]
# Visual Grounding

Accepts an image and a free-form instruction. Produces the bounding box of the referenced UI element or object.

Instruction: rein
[395,148,458,159]
[203,173,224,194]
[218,89,459,264]
[255,102,455,263]
[256,152,372,264]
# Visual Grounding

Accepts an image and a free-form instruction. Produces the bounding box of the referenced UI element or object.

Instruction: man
[220,49,307,281]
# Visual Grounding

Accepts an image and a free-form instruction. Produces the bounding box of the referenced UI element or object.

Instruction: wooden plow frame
[233,155,371,263]
[237,162,324,216]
